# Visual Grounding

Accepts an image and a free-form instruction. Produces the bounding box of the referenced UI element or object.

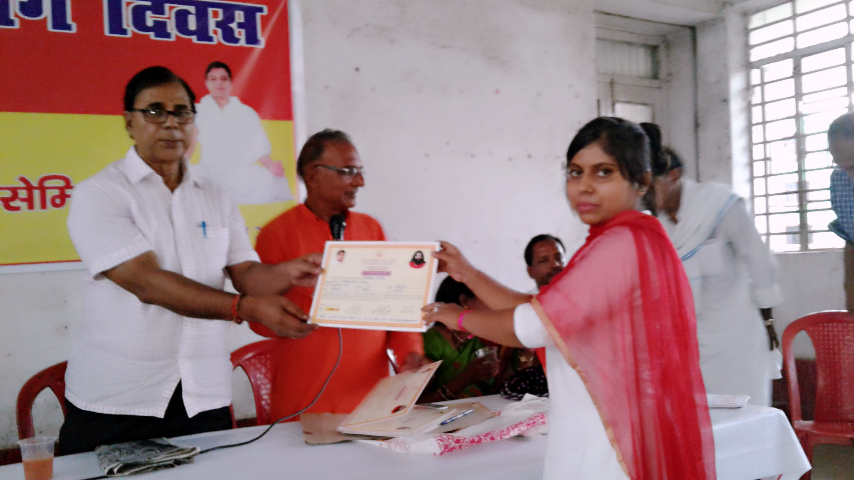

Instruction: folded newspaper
[94,438,199,477]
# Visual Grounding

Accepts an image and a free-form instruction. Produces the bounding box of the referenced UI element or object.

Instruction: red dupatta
[531,210,715,480]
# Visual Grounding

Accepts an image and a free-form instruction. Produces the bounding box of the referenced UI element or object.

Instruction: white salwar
[659,179,783,406]
[193,95,292,205]
[514,303,629,480]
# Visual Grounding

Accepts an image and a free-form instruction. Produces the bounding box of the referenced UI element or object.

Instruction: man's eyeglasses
[314,164,366,178]
[129,107,196,124]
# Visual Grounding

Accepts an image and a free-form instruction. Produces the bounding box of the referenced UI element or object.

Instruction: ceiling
[593,0,726,26]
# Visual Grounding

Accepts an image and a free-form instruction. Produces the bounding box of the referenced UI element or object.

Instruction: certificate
[308,241,440,331]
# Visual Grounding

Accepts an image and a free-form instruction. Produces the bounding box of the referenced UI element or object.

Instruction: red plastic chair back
[16,362,68,440]
[782,311,854,423]
[230,340,277,426]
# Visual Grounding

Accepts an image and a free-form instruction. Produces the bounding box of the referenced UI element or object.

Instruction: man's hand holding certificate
[309,241,440,331]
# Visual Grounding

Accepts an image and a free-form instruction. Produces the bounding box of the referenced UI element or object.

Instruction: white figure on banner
[189,61,293,204]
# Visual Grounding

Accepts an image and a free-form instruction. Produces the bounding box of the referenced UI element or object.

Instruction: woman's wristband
[457,309,473,332]
[231,294,245,324]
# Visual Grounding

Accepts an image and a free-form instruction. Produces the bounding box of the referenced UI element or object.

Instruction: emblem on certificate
[308,241,440,331]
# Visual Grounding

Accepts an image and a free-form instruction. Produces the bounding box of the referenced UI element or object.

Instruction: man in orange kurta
[252,130,424,421]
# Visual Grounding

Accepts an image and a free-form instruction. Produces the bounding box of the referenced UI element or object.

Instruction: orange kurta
[252,204,424,421]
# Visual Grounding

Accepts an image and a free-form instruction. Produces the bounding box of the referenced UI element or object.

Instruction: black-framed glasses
[129,107,196,124]
[314,164,365,178]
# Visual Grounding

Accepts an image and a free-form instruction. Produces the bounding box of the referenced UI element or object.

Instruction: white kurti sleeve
[514,303,555,349]
[718,199,783,308]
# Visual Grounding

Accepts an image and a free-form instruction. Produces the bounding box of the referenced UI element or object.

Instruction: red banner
[1,0,298,268]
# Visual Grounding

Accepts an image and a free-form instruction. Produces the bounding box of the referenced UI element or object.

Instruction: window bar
[794,55,809,251]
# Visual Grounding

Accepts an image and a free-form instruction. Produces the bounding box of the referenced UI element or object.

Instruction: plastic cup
[475,346,498,361]
[17,437,55,480]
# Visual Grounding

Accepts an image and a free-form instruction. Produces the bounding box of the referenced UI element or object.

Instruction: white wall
[663,27,699,182]
[0,0,596,450]
[300,0,594,276]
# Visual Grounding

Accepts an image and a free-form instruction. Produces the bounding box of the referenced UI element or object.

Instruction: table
[710,403,811,480]
[0,397,810,480]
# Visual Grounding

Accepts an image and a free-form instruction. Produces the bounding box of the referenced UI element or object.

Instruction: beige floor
[811,445,854,480]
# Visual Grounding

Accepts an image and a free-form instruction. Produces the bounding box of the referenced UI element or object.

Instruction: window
[596,39,660,80]
[748,0,853,251]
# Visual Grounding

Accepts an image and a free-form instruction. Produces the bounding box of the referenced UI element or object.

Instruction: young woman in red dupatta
[423,117,715,480]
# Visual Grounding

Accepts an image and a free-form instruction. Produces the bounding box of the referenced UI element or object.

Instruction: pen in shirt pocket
[199,221,207,238]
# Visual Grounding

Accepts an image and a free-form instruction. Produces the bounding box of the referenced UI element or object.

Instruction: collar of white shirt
[120,146,202,189]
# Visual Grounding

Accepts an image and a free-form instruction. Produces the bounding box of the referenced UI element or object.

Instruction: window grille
[596,39,660,80]
[748,0,854,251]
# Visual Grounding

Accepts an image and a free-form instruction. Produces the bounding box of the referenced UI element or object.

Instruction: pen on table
[440,408,475,426]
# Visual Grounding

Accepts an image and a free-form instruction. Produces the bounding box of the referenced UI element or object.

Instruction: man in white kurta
[193,63,291,205]
[657,178,783,406]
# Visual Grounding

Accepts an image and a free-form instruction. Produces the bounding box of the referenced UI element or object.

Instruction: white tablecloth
[710,403,811,480]
[0,397,809,480]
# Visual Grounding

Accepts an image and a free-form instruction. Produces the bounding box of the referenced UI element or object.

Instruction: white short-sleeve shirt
[65,147,259,418]
[514,303,629,480]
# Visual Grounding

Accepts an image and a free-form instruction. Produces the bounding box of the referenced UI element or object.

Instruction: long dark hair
[566,117,650,187]
[435,277,474,306]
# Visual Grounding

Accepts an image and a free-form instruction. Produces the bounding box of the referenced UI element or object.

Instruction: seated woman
[419,277,500,402]
[422,117,715,480]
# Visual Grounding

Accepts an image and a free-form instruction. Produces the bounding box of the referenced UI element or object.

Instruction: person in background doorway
[827,113,854,312]
[644,121,782,407]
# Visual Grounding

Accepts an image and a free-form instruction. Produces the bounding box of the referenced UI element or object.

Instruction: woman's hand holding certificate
[308,241,440,332]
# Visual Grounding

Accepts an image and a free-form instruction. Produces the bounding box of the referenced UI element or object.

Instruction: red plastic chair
[16,362,68,440]
[230,340,278,427]
[782,311,854,480]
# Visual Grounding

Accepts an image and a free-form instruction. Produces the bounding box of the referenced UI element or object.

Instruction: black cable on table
[77,329,344,479]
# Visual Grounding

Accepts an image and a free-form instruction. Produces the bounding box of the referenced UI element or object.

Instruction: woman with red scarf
[422,117,715,480]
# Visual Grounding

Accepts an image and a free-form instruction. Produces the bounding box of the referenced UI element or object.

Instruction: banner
[0,0,299,271]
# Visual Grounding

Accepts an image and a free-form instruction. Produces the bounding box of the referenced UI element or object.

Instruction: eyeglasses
[129,107,196,124]
[314,164,366,178]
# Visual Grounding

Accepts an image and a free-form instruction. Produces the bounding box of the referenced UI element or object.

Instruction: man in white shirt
[58,66,319,454]
[190,61,291,205]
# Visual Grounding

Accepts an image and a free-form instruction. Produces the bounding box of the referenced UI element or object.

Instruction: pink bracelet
[457,309,473,332]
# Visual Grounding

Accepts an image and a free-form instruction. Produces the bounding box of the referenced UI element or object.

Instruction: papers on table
[334,361,495,437]
[95,438,198,476]
[309,241,440,332]
[707,394,750,409]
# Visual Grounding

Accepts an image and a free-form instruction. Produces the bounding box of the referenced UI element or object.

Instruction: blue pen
[200,221,207,238]
[440,408,474,426]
